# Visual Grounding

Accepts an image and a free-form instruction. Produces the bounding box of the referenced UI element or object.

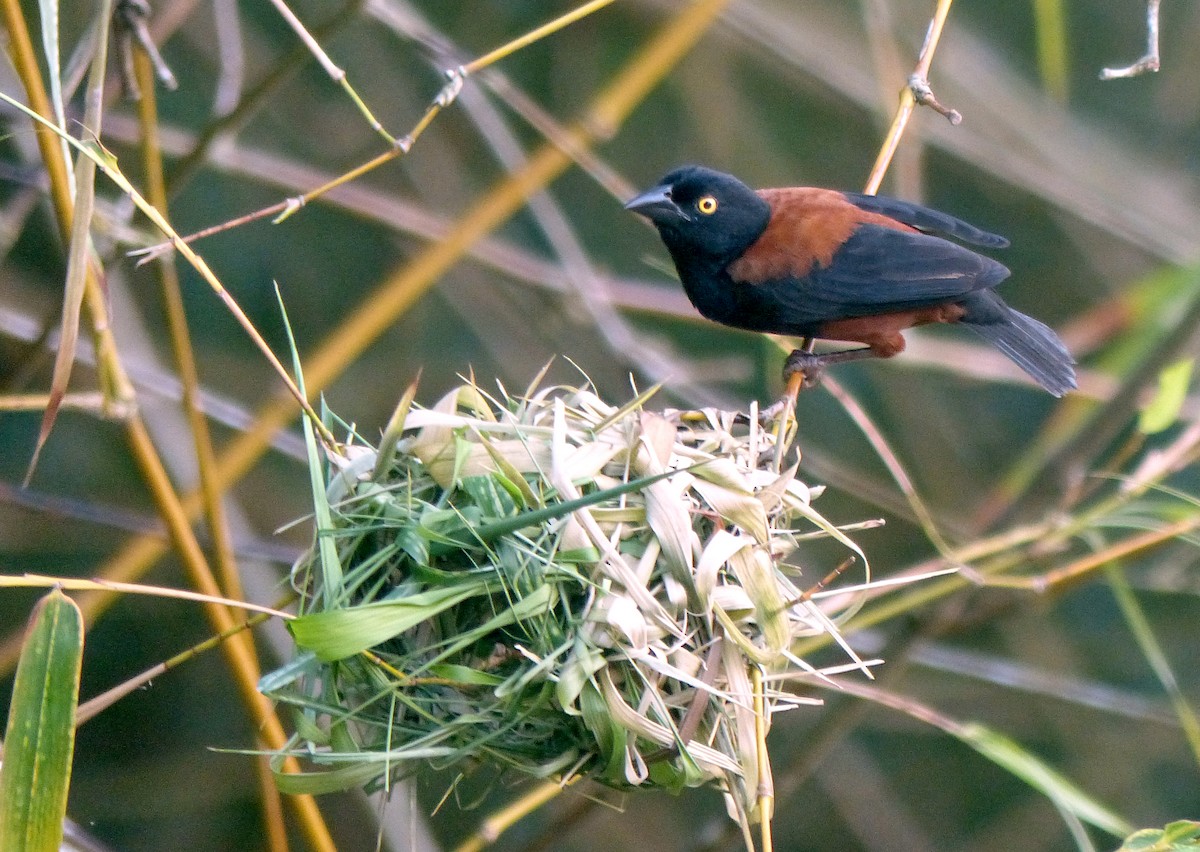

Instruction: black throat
[658,211,770,330]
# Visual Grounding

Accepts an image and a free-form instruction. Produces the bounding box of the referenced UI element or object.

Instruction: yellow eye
[696,195,718,215]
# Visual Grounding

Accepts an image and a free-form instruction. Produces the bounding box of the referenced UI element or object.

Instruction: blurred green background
[1,0,1199,850]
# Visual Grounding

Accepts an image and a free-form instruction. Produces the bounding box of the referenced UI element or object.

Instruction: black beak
[624,184,690,224]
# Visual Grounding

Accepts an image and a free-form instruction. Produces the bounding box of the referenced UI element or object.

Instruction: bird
[625,165,1076,396]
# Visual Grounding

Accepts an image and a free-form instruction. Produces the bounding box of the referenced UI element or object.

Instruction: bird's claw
[782,350,825,388]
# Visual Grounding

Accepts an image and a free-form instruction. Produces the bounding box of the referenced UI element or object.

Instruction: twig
[0,391,118,413]
[76,611,272,723]
[964,512,1200,593]
[1100,0,1161,79]
[162,0,363,196]
[461,0,617,75]
[908,72,961,124]
[265,0,392,143]
[864,0,958,195]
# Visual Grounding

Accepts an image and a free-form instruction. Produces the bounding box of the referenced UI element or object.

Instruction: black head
[625,165,771,263]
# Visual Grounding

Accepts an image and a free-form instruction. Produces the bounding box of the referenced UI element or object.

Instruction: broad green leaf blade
[957,723,1133,838]
[0,589,84,852]
[288,581,492,661]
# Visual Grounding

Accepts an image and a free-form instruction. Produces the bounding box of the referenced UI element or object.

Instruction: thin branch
[863,0,958,195]
[451,779,578,852]
[134,50,244,631]
[1100,0,1161,79]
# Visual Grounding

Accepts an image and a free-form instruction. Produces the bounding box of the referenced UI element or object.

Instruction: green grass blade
[0,589,84,852]
[272,759,398,796]
[428,461,710,557]
[957,723,1133,837]
[373,376,420,481]
[1105,563,1200,767]
[275,284,343,607]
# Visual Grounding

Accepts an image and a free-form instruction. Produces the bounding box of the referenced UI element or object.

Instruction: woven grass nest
[265,376,873,832]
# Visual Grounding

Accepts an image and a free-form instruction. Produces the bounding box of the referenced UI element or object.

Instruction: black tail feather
[962,293,1077,397]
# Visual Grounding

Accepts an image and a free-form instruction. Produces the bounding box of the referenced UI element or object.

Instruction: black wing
[803,224,1009,312]
[841,192,1010,248]
[738,225,1011,333]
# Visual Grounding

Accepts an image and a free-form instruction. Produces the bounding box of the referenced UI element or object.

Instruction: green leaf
[272,759,400,796]
[426,664,504,686]
[288,580,494,661]
[0,590,84,852]
[1139,358,1194,434]
[579,680,626,783]
[373,377,420,481]
[276,286,344,607]
[1116,820,1200,851]
[555,637,606,714]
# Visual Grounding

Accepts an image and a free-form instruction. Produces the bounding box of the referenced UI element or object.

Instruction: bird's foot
[782,349,826,388]
[783,346,879,387]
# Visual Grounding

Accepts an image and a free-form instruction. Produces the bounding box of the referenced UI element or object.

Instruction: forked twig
[863,0,958,195]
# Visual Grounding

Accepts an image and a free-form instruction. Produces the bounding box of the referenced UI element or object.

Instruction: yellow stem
[0,392,112,412]
[753,665,774,851]
[452,779,575,852]
[134,52,243,606]
[462,0,619,75]
[135,51,292,852]
[863,0,955,194]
